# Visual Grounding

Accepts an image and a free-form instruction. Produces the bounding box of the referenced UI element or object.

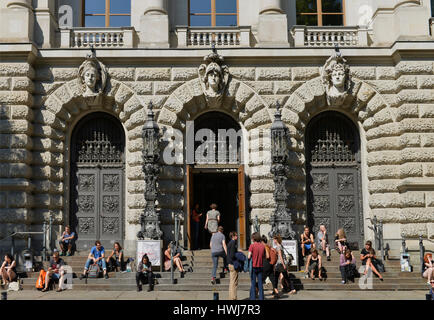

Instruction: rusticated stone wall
[0,60,433,254]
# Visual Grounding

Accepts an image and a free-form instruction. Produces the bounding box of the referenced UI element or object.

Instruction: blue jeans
[85,258,107,271]
[211,251,227,278]
[250,267,264,300]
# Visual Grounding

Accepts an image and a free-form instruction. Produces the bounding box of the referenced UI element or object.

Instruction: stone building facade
[0,0,433,256]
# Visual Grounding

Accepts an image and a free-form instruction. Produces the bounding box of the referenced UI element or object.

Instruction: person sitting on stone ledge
[106,242,124,272]
[42,251,66,292]
[136,254,154,292]
[305,249,323,280]
[334,228,349,254]
[58,225,75,256]
[360,240,383,281]
[0,253,17,288]
[79,240,109,280]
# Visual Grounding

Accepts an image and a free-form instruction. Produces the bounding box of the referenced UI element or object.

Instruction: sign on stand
[282,240,298,270]
[137,240,163,271]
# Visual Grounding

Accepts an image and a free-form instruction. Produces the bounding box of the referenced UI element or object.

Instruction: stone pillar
[257,0,288,46]
[0,54,35,246]
[33,0,58,48]
[139,0,170,48]
[0,0,34,43]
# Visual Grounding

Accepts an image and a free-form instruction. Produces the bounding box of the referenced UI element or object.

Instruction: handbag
[8,281,20,292]
[275,263,285,273]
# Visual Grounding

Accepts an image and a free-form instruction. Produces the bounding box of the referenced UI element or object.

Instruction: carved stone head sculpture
[78,52,108,98]
[198,49,230,108]
[321,51,351,107]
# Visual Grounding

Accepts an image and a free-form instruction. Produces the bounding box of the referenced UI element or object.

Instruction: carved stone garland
[268,102,296,240]
[137,102,163,240]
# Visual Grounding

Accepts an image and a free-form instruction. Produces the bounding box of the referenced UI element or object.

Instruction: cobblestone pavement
[2,290,428,300]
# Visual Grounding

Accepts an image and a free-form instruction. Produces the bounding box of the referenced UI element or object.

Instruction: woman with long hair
[106,242,124,272]
[136,254,154,292]
[423,253,433,284]
[339,249,357,284]
[164,243,186,275]
[334,228,348,254]
[360,240,383,281]
[272,235,296,297]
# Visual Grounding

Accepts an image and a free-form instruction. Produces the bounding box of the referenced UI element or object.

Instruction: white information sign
[281,240,298,268]
[136,240,162,268]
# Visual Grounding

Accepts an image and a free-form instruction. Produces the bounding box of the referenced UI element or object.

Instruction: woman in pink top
[339,249,357,284]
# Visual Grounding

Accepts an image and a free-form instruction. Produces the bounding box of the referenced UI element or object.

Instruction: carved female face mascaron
[83,67,98,91]
[207,69,221,92]
[331,68,346,89]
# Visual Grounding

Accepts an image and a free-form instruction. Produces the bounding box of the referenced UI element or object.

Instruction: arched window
[83,0,131,27]
[296,0,345,26]
[189,0,238,26]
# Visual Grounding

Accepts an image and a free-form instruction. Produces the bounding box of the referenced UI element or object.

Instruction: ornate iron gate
[306,112,363,249]
[70,113,125,251]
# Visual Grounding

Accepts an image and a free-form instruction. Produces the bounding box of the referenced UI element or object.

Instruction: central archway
[186,111,247,250]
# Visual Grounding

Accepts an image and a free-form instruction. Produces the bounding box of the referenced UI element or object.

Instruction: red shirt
[192,209,201,223]
[249,242,265,268]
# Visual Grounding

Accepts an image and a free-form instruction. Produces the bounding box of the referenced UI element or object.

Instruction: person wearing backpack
[273,235,296,296]
[227,231,238,300]
[79,240,109,280]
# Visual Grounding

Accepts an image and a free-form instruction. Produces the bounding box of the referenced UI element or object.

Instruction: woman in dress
[164,244,186,275]
[106,242,124,272]
[0,253,17,287]
[204,203,220,234]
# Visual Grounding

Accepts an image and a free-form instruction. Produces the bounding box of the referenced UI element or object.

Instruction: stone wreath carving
[321,49,351,107]
[198,48,230,108]
[78,50,108,105]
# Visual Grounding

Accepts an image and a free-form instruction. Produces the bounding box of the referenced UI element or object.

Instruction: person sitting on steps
[164,243,186,276]
[339,248,357,284]
[42,251,66,292]
[80,240,109,280]
[334,228,349,254]
[360,240,383,281]
[136,254,154,292]
[106,242,124,272]
[423,253,433,285]
[317,224,331,261]
[300,226,315,258]
[59,225,75,256]
[0,253,17,288]
[305,249,323,280]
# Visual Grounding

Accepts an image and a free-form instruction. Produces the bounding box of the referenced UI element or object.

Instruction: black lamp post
[137,102,163,240]
[269,101,296,240]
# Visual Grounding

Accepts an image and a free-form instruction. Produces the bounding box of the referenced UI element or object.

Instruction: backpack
[269,247,278,265]
[36,269,46,289]
[88,264,101,278]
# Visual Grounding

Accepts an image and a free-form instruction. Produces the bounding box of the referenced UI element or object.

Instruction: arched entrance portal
[70,112,125,251]
[306,111,363,249]
[186,112,247,250]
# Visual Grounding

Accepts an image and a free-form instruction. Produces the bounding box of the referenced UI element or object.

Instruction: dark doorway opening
[191,172,238,250]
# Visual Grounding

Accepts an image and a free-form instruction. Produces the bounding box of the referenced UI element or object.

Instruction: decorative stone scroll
[78,49,108,105]
[198,45,230,108]
[321,47,351,107]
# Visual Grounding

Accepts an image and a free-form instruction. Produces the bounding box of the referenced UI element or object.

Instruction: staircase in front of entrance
[18,249,428,292]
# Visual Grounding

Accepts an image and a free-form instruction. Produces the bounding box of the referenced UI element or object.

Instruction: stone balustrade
[291,26,369,47]
[176,26,251,48]
[60,27,136,48]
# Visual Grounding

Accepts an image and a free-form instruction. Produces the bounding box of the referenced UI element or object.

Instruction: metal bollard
[1,291,7,300]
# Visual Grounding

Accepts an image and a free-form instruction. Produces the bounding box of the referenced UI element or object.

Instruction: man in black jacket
[227,231,238,300]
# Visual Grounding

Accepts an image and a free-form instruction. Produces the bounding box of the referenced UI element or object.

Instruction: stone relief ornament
[321,48,351,107]
[198,46,230,108]
[78,49,108,105]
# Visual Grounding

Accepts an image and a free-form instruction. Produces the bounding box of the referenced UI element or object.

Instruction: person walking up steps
[248,232,269,300]
[210,226,228,285]
[205,203,220,234]
[227,231,238,300]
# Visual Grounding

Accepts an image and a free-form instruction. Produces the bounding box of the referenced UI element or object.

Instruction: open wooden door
[238,165,246,249]
[186,165,193,249]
